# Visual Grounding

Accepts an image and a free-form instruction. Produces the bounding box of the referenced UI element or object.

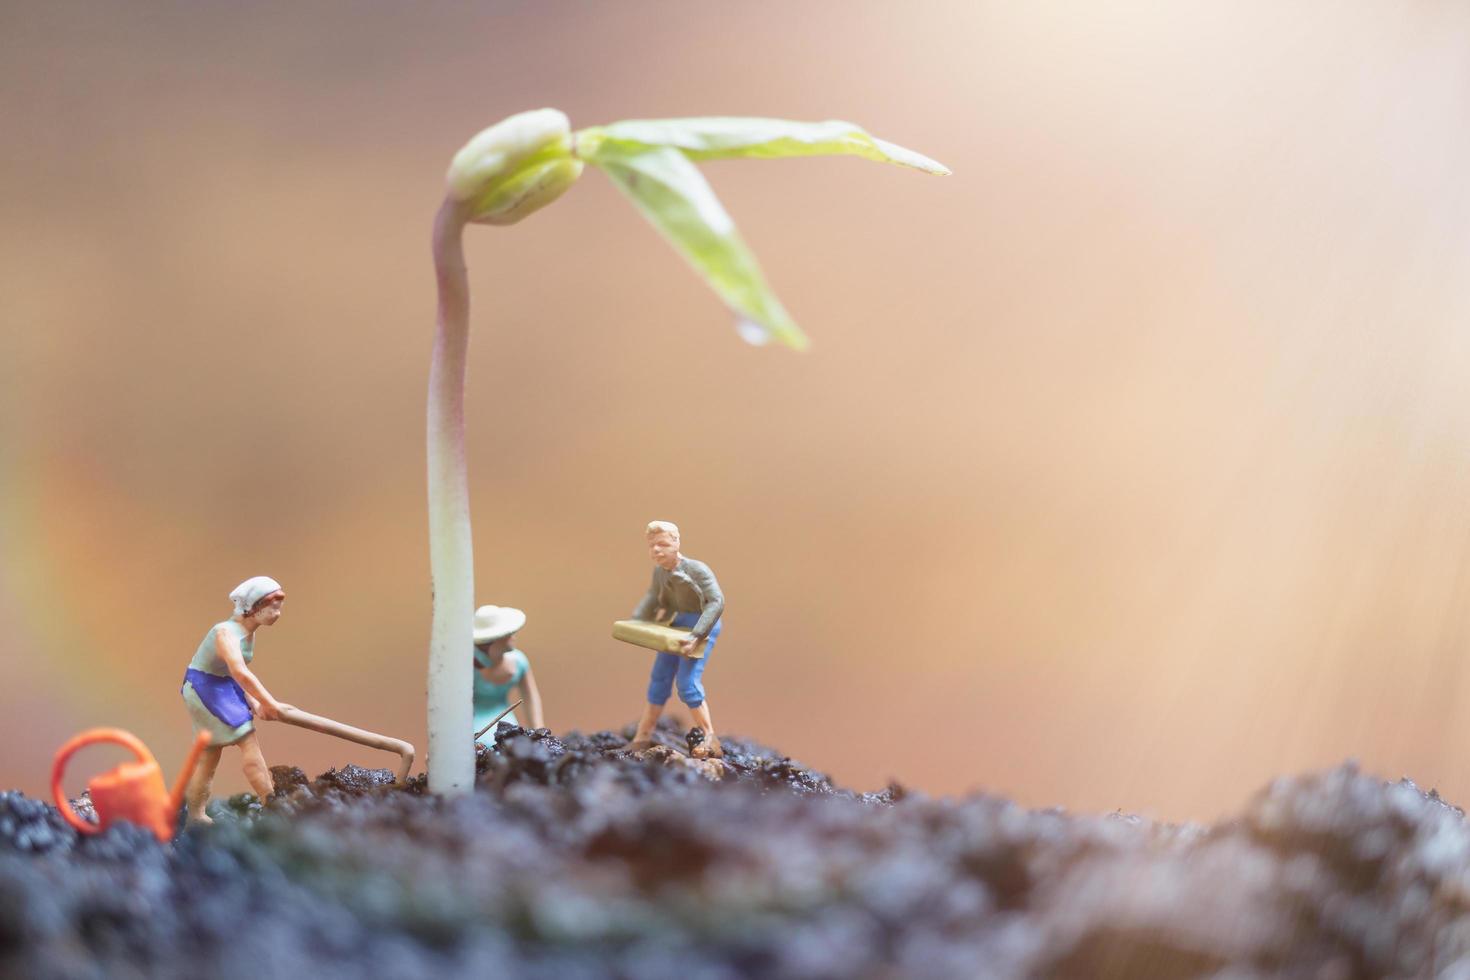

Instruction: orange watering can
[52,729,212,842]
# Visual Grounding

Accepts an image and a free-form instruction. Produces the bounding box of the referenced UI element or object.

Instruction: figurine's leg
[688,702,722,759]
[628,703,663,752]
[237,731,276,800]
[185,744,224,824]
[676,655,721,758]
[631,653,680,751]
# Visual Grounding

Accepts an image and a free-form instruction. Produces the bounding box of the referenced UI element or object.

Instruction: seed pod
[445,108,583,225]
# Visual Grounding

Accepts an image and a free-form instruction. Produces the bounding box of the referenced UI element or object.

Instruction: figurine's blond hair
[645,520,680,539]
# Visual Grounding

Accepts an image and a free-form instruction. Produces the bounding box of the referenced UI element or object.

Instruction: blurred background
[4,1,1470,822]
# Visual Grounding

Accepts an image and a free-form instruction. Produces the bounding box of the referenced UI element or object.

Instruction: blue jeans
[646,612,722,708]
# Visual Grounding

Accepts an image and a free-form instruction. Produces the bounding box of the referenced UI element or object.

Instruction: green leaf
[597,147,809,351]
[577,117,950,175]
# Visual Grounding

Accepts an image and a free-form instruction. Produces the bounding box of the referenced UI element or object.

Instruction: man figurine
[627,520,726,757]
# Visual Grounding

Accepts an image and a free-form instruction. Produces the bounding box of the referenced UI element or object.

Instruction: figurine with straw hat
[471,604,545,744]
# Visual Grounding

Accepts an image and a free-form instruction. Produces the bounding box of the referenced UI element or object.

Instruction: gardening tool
[52,728,211,842]
[277,706,416,784]
[474,699,524,742]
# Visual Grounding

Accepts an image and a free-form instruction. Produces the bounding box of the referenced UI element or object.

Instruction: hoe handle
[474,699,524,741]
[277,706,416,785]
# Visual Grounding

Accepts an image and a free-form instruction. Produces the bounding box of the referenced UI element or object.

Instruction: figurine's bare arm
[517,665,545,730]
[215,630,286,721]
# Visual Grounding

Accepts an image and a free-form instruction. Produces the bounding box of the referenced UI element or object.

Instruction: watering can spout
[168,731,213,817]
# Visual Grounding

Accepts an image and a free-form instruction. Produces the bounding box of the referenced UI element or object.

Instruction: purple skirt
[181,668,252,729]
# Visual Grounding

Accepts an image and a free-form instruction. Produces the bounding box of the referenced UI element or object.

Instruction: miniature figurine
[472,604,545,744]
[626,521,726,758]
[179,575,292,824]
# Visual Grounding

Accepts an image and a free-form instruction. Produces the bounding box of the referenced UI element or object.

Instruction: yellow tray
[611,619,707,659]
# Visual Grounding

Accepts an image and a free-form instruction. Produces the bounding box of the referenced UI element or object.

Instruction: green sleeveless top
[188,620,253,677]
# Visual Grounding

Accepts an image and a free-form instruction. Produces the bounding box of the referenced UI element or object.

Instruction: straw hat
[473,605,526,643]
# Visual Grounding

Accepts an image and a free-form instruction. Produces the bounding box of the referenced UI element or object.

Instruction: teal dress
[473,649,529,745]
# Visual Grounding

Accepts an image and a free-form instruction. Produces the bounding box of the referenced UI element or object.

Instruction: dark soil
[6,720,1470,979]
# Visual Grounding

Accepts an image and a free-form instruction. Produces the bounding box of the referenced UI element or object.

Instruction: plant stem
[427,197,475,795]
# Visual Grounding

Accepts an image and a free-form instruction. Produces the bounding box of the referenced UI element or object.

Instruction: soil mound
[5,722,1469,978]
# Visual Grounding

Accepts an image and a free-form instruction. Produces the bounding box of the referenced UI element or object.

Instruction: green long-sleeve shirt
[631,557,725,638]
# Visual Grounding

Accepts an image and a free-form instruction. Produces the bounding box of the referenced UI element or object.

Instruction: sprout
[446,108,583,225]
[426,110,947,795]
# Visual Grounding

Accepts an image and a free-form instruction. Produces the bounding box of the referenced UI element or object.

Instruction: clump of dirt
[5,722,1470,978]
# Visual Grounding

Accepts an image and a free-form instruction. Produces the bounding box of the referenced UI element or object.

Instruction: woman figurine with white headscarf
[179,575,293,824]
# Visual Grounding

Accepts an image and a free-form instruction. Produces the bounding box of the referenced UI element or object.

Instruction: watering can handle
[51,728,156,835]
